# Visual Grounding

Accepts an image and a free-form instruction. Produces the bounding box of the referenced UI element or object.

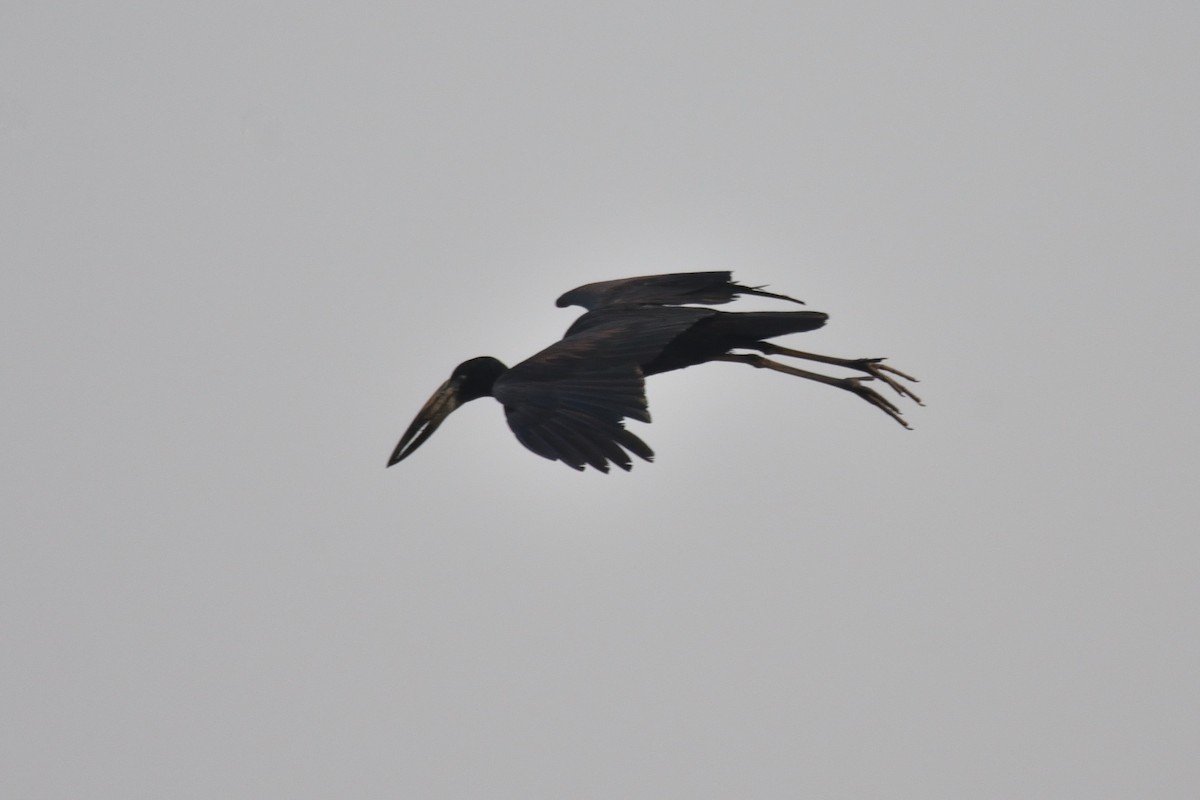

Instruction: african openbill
[388,271,920,472]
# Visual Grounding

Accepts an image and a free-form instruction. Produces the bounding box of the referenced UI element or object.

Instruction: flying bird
[388,271,921,472]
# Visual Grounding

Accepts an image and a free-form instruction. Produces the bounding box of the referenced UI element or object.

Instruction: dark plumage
[555,270,806,310]
[388,271,921,472]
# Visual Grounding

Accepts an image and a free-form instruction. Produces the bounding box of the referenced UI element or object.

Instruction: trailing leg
[752,342,922,405]
[713,353,912,429]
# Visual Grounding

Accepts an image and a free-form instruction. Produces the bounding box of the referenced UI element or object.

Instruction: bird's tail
[715,310,829,344]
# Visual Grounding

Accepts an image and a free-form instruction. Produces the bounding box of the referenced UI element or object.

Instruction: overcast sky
[3,3,1198,798]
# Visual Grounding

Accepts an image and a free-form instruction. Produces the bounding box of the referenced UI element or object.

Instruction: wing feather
[493,307,703,472]
[536,419,601,472]
[555,271,804,310]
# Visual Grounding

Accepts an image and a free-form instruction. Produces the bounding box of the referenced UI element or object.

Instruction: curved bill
[387,379,462,467]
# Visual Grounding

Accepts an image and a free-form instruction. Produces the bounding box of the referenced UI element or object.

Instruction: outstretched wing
[493,307,710,472]
[555,271,803,310]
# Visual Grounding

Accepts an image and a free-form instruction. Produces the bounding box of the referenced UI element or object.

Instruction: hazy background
[4,3,1198,797]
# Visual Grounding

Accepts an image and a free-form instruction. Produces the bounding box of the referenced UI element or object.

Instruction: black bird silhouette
[388,271,921,472]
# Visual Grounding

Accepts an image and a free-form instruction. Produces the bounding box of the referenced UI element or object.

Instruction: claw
[852,359,923,405]
[842,376,912,429]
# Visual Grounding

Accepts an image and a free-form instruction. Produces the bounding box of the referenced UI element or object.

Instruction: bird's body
[388,271,921,472]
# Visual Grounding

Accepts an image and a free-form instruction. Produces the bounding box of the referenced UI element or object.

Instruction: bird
[387,271,921,472]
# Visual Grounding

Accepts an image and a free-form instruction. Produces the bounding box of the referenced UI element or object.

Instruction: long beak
[387,379,461,467]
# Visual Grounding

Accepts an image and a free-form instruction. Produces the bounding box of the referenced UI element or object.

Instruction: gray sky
[4,3,1198,798]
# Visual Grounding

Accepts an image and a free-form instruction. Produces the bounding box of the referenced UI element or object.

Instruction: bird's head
[387,356,507,467]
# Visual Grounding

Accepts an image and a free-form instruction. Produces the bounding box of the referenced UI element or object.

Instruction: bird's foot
[845,359,923,405]
[841,376,912,429]
[753,343,922,406]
